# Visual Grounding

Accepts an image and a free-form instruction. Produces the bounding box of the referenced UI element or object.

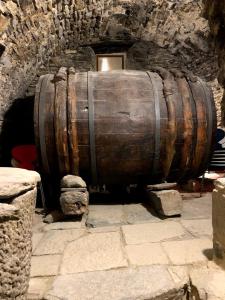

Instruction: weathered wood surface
[34,68,217,189]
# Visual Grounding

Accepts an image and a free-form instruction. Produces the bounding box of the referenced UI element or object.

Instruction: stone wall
[0,168,40,299]
[204,0,225,125]
[0,0,222,129]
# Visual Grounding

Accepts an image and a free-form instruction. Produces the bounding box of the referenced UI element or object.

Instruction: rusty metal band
[186,80,198,173]
[146,71,161,175]
[198,79,214,169]
[88,71,98,184]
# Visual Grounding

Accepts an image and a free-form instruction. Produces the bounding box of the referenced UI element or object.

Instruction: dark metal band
[88,71,98,184]
[146,71,161,175]
[198,79,214,169]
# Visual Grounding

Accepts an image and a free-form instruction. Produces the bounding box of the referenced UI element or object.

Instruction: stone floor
[29,192,225,300]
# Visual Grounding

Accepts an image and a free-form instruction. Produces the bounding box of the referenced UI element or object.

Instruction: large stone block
[60,175,89,216]
[212,179,225,269]
[60,190,89,216]
[0,168,40,299]
[60,232,127,274]
[45,266,187,300]
[148,189,183,217]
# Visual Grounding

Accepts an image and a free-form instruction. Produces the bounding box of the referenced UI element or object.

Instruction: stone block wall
[0,168,40,299]
[204,0,225,125]
[0,0,222,129]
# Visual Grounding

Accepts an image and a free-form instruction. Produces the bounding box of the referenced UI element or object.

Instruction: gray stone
[162,238,213,265]
[189,266,225,300]
[60,232,127,274]
[32,233,44,252]
[43,210,65,224]
[34,229,85,255]
[125,243,169,266]
[182,193,212,220]
[124,203,160,224]
[60,191,89,216]
[88,226,120,233]
[149,190,183,217]
[0,167,40,199]
[167,266,189,287]
[60,175,87,188]
[181,219,212,238]
[44,221,82,231]
[147,182,177,191]
[45,266,187,300]
[87,205,124,227]
[122,221,186,245]
[30,255,61,277]
[0,203,19,218]
[28,277,54,300]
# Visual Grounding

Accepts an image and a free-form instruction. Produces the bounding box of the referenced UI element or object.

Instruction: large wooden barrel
[34,68,217,186]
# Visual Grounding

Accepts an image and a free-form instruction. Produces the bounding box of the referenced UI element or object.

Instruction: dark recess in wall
[0,96,35,166]
[85,41,134,54]
[0,44,6,57]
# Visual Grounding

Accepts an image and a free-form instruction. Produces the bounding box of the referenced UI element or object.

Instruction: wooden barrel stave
[187,79,208,178]
[41,74,57,177]
[54,68,70,176]
[68,68,79,175]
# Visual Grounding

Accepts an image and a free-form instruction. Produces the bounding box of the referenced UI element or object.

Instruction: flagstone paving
[28,193,225,300]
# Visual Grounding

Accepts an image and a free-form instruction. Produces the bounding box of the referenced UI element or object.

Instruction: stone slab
[86,205,124,227]
[147,182,177,191]
[30,255,61,277]
[45,266,186,300]
[167,266,189,286]
[88,226,120,233]
[0,203,19,218]
[33,210,45,226]
[60,232,128,274]
[34,229,85,255]
[0,167,40,198]
[181,219,212,237]
[124,203,160,224]
[162,238,213,265]
[32,221,46,233]
[122,221,186,245]
[189,266,225,300]
[32,233,44,252]
[28,277,54,300]
[182,194,212,220]
[149,190,183,216]
[125,243,169,265]
[43,210,65,224]
[43,221,82,231]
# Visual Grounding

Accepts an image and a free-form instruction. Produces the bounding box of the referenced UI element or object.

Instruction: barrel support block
[147,189,183,217]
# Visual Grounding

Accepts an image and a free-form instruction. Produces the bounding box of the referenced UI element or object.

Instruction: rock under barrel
[34,68,217,185]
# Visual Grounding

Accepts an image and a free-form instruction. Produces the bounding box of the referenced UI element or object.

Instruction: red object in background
[11,145,37,170]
